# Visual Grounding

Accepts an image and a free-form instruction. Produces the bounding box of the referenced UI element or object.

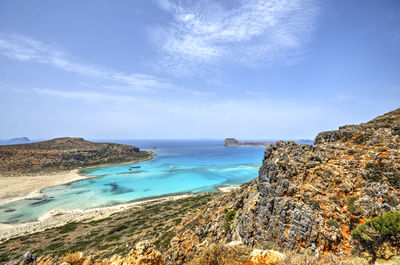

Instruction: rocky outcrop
[224,138,273,146]
[0,137,153,176]
[7,241,163,265]
[167,108,400,263]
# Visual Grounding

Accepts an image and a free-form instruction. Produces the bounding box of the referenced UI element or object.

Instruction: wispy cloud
[0,32,172,93]
[33,88,138,103]
[154,0,319,75]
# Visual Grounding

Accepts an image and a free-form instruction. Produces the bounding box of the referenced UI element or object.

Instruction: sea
[0,139,312,224]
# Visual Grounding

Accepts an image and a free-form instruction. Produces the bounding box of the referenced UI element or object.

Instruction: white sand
[217,185,240,192]
[0,169,96,206]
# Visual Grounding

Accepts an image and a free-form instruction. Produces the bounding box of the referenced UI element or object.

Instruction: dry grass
[190,244,252,265]
[277,251,368,265]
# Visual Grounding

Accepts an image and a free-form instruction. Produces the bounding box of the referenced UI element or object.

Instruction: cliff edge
[168,108,400,263]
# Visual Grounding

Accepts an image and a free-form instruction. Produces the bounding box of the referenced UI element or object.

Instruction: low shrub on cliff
[224,209,236,230]
[351,211,400,264]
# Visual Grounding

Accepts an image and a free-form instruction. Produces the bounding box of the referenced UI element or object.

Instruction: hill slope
[4,109,400,264]
[0,137,152,176]
[167,108,400,263]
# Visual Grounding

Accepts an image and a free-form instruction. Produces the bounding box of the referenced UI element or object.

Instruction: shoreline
[0,152,155,206]
[0,193,192,242]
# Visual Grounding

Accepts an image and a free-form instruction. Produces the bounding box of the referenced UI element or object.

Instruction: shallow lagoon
[0,140,266,223]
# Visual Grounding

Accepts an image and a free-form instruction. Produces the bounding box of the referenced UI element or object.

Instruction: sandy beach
[0,194,191,242]
[0,170,95,206]
[0,152,155,206]
[217,185,240,192]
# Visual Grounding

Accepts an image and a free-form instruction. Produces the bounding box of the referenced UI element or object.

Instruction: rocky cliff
[0,137,152,176]
[167,108,400,263]
[5,109,400,264]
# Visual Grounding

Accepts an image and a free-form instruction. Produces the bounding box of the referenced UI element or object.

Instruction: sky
[0,0,399,140]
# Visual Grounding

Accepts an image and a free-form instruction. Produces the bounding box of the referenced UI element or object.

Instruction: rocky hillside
[167,108,400,263]
[4,109,399,264]
[0,137,153,176]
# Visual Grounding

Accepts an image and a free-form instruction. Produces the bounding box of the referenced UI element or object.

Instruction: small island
[224,137,273,146]
[9,137,30,142]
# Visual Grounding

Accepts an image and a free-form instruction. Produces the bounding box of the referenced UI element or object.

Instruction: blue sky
[0,0,399,140]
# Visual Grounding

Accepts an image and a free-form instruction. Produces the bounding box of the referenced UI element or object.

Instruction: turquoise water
[0,140,266,224]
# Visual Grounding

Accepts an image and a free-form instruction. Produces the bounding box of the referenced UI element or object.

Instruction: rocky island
[224,137,273,146]
[2,108,400,264]
[9,137,30,142]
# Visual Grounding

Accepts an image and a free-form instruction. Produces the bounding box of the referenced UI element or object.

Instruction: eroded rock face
[167,109,400,263]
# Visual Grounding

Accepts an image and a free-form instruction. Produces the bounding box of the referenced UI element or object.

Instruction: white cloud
[0,33,173,93]
[33,88,138,103]
[154,0,318,75]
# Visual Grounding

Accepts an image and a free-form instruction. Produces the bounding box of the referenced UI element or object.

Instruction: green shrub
[347,196,363,215]
[59,222,78,234]
[365,163,384,182]
[327,219,339,229]
[224,209,237,231]
[351,211,400,263]
[225,210,236,222]
[347,196,358,210]
[385,196,399,207]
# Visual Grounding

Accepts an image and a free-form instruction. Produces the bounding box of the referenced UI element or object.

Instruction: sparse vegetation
[327,219,339,229]
[351,211,400,264]
[0,193,216,261]
[224,209,236,231]
[59,222,79,234]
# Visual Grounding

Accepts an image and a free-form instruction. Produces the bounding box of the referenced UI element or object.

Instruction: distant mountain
[224,138,273,146]
[0,137,153,176]
[9,137,30,142]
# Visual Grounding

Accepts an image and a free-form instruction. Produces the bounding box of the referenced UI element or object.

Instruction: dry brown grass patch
[190,244,252,265]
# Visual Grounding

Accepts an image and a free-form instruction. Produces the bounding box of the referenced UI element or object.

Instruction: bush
[59,222,78,234]
[225,210,236,222]
[327,219,339,229]
[364,163,384,183]
[351,211,400,264]
[224,209,236,231]
[347,196,363,215]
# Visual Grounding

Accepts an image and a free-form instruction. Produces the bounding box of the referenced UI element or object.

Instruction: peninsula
[0,137,153,205]
[0,137,152,176]
[224,137,273,146]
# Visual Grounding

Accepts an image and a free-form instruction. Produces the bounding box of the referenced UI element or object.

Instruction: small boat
[130,165,141,169]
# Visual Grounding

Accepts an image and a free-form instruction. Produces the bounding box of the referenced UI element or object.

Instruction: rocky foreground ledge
[0,137,153,176]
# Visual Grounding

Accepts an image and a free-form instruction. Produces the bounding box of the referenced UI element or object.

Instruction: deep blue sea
[0,140,272,224]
